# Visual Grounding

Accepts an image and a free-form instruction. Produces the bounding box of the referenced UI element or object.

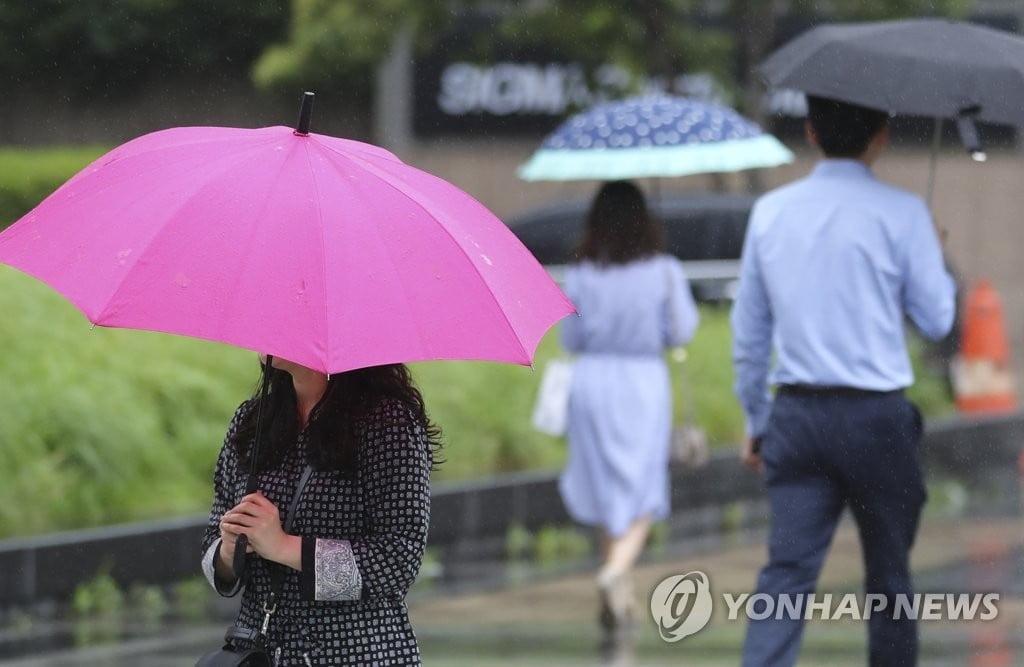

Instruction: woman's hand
[221,492,303,570]
[215,508,252,582]
[221,492,288,561]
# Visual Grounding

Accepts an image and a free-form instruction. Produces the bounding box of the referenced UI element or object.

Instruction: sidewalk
[412,515,1024,666]
[2,514,1020,666]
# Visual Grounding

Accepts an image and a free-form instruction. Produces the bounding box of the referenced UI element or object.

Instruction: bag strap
[663,260,696,424]
[284,464,314,534]
[659,259,700,428]
[261,464,314,633]
[224,625,262,644]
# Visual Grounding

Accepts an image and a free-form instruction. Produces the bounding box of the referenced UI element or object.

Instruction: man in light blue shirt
[731,96,955,666]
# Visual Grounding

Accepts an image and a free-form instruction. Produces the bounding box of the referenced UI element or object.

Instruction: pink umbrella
[0,94,574,373]
[1,92,575,576]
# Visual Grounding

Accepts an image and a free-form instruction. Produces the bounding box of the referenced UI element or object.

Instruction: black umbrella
[760,18,1024,125]
[759,18,1024,200]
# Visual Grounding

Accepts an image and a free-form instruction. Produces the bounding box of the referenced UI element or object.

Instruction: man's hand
[741,435,763,473]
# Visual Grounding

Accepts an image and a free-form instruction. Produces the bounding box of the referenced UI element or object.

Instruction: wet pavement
[1,511,1021,666]
[411,514,1024,666]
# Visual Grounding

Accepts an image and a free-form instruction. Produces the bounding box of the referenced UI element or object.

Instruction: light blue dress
[559,253,699,537]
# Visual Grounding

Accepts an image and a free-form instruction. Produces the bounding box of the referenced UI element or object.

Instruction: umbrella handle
[232,474,261,579]
[955,111,986,162]
[232,354,274,581]
[232,536,249,578]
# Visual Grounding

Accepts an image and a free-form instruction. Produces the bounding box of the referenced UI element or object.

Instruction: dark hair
[229,363,443,474]
[575,180,664,264]
[806,95,889,158]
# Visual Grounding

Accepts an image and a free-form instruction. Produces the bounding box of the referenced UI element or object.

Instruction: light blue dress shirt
[731,159,956,437]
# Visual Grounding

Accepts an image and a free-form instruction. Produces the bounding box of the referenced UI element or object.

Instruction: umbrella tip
[295,91,315,136]
[955,110,984,163]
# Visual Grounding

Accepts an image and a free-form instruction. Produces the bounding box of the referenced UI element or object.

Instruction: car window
[663,208,749,262]
[506,194,754,265]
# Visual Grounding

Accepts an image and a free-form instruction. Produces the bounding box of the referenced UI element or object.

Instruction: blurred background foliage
[250,0,970,109]
[0,1,971,107]
[788,0,968,21]
[0,146,107,227]
[0,1,287,97]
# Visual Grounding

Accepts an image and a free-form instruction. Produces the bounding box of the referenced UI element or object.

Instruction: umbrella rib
[300,140,333,372]
[216,137,302,358]
[315,140,532,361]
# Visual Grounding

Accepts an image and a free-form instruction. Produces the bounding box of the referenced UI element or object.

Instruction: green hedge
[0,146,109,228]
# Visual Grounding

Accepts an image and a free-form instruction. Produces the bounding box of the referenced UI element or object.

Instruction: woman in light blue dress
[559,180,699,640]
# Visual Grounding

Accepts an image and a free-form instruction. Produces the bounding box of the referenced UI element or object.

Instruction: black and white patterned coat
[201,398,432,665]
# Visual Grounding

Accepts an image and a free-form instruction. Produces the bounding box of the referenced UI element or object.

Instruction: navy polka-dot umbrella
[518,94,793,181]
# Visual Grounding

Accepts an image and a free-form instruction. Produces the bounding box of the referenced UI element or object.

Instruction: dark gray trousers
[741,390,926,667]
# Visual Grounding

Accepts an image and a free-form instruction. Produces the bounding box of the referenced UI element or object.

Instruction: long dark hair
[575,180,664,264]
[229,363,443,473]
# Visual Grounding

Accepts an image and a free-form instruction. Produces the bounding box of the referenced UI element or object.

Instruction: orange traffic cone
[953,280,1016,413]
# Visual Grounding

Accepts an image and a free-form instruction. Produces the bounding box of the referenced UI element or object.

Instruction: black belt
[777,384,903,398]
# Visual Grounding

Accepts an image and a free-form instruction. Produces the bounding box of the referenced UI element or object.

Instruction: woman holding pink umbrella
[0,92,573,664]
[201,356,440,665]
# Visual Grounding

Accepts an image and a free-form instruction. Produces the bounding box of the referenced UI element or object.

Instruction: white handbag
[666,263,709,468]
[531,358,574,437]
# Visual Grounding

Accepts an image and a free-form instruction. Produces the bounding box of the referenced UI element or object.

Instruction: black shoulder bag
[195,464,314,667]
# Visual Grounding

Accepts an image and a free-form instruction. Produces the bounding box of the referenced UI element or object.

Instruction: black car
[504,192,756,302]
